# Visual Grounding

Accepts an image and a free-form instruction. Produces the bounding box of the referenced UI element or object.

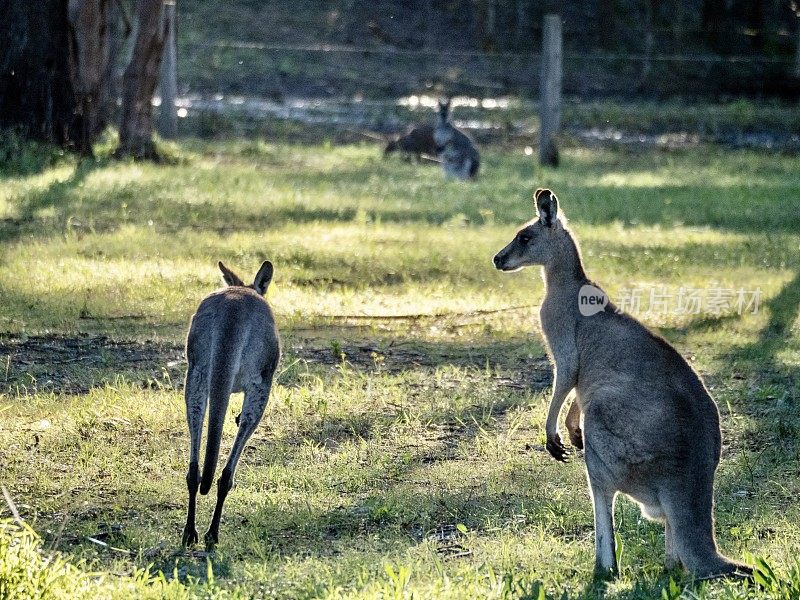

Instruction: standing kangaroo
[433,98,480,180]
[182,261,281,548]
[493,189,750,579]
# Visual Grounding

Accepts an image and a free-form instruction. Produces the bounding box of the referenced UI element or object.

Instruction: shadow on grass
[0,157,102,245]
[732,270,800,365]
[0,136,70,178]
[2,145,800,249]
[668,270,800,365]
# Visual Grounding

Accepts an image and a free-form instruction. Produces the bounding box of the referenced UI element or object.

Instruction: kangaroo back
[385,124,437,158]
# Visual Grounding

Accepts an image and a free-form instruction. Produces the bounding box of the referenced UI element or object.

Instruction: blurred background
[3,0,800,155]
[176,0,800,148]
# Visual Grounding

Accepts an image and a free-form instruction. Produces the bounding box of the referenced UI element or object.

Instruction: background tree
[0,0,119,154]
[68,0,113,151]
[0,0,83,150]
[116,0,167,159]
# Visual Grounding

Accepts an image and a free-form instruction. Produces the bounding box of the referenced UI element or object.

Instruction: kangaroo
[384,124,438,161]
[433,98,480,180]
[493,189,751,580]
[182,261,281,549]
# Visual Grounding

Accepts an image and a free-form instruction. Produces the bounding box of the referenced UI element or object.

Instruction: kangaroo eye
[518,234,532,244]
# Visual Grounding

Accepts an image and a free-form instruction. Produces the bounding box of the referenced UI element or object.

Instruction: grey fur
[433,99,480,180]
[181,261,281,549]
[384,124,438,161]
[492,189,750,580]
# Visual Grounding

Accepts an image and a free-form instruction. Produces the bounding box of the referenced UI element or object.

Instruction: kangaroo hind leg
[205,376,273,548]
[590,481,618,579]
[664,518,681,571]
[182,363,207,547]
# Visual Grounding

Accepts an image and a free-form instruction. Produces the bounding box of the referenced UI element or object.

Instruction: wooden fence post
[158,0,177,139]
[539,13,562,167]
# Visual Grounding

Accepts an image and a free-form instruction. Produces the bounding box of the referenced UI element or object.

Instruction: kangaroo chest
[539,291,579,361]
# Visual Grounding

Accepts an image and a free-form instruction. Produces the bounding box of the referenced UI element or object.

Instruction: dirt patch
[0,335,184,396]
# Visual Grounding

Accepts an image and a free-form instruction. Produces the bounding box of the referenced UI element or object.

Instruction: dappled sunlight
[588,171,674,188]
[1,140,799,598]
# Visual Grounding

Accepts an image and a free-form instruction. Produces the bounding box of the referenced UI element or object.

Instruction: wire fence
[177,38,798,102]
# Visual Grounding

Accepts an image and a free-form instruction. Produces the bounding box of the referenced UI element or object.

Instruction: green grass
[1,137,799,598]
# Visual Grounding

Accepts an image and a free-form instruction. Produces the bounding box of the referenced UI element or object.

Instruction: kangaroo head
[437,98,451,124]
[218,261,274,296]
[434,98,454,149]
[493,189,564,272]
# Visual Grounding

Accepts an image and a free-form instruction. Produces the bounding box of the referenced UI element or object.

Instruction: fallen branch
[86,536,132,554]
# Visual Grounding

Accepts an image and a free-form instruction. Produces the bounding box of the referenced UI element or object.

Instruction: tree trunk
[68,0,112,152]
[103,0,133,127]
[116,0,166,159]
[0,0,81,148]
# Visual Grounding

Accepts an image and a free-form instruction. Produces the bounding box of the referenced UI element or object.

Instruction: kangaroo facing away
[384,124,438,161]
[433,98,480,180]
[493,189,751,580]
[182,261,280,548]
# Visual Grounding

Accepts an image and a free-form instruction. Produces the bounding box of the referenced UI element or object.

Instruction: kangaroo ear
[253,261,274,295]
[218,261,245,287]
[534,188,559,227]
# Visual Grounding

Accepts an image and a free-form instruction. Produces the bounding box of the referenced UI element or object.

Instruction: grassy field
[1,136,799,599]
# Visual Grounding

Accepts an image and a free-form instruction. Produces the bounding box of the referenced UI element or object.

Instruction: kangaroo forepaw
[546,434,571,462]
[568,426,584,450]
[181,526,199,547]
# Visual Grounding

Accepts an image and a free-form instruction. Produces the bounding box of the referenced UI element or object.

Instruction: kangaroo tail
[199,342,239,495]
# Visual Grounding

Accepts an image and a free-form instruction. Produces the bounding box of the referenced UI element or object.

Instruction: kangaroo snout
[493,246,521,272]
[492,252,506,270]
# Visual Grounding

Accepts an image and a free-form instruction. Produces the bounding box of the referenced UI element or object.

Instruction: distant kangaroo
[182,261,280,548]
[433,98,480,179]
[384,124,438,161]
[493,189,751,580]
